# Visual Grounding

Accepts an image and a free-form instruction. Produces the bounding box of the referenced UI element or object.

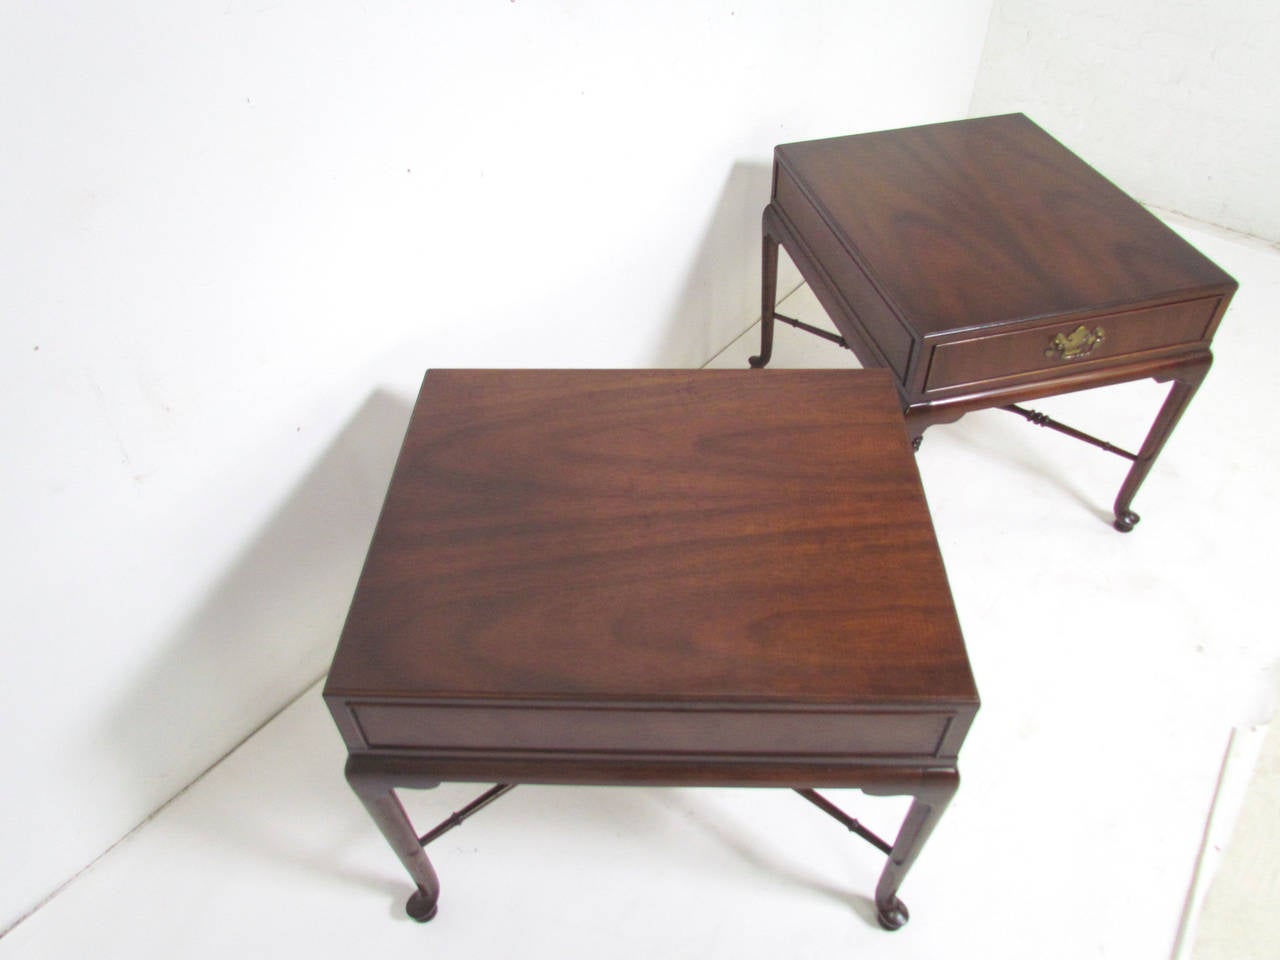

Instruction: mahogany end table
[325,369,979,933]
[751,113,1237,531]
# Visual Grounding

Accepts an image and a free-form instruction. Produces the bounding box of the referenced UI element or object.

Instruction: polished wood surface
[755,114,1237,530]
[326,369,978,930]
[774,114,1233,342]
[327,369,974,712]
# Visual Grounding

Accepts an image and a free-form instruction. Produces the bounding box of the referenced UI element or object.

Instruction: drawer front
[353,703,953,760]
[924,296,1220,393]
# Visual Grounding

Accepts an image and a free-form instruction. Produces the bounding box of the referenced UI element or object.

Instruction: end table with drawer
[325,369,979,935]
[751,113,1237,532]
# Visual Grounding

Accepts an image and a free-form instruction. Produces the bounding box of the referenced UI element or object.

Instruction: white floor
[3,215,1277,959]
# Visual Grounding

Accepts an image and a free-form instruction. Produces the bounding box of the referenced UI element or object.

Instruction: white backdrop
[0,0,995,931]
[971,0,1280,243]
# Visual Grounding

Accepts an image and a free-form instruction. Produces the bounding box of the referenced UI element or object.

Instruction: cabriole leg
[345,757,441,922]
[1112,357,1211,532]
[749,211,780,369]
[870,770,959,931]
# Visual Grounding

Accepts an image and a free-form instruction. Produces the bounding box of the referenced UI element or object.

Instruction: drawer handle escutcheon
[1045,325,1105,360]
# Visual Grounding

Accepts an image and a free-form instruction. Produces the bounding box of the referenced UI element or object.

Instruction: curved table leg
[345,757,441,922]
[749,207,781,369]
[866,769,959,931]
[1112,355,1211,532]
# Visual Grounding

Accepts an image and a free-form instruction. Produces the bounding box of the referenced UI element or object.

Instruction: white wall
[970,0,1280,243]
[0,0,994,931]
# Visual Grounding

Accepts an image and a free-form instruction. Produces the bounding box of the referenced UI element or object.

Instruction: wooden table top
[775,113,1235,337]
[325,370,976,711]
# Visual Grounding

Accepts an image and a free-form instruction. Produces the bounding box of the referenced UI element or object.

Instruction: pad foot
[876,896,909,931]
[1113,510,1140,533]
[406,887,439,923]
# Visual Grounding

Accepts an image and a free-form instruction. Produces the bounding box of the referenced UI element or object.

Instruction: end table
[751,114,1237,531]
[325,369,978,934]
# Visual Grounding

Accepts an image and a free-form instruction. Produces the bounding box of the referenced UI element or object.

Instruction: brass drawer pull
[1045,325,1105,360]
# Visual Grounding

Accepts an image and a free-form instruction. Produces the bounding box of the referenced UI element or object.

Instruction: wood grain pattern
[325,370,976,714]
[774,113,1235,339]
[758,114,1237,530]
[328,370,978,928]
[923,294,1222,392]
